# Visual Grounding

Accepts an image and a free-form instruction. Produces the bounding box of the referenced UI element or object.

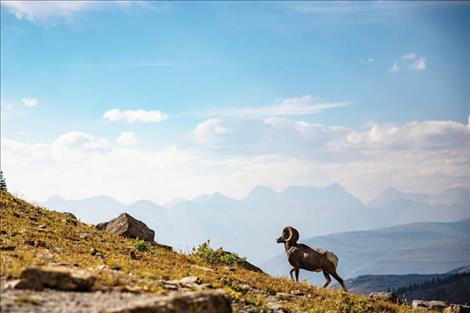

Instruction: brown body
[277,226,347,291]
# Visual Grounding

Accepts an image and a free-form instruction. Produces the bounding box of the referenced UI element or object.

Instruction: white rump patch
[314,248,339,269]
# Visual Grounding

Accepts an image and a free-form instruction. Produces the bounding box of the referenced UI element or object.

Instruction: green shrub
[134,238,149,251]
[191,240,247,267]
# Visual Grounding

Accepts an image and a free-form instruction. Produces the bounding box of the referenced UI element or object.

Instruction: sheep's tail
[326,251,339,270]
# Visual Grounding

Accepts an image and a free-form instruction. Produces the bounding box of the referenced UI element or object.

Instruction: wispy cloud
[360,58,375,64]
[103,109,168,124]
[401,52,417,60]
[0,1,152,24]
[1,1,95,23]
[74,61,178,69]
[391,53,427,72]
[409,57,427,71]
[206,95,347,118]
[389,62,400,73]
[21,98,39,107]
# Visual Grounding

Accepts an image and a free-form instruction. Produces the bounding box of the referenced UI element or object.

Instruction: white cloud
[21,98,39,107]
[187,119,231,146]
[54,131,111,152]
[1,1,94,23]
[333,118,470,152]
[0,1,150,24]
[116,132,137,146]
[389,61,400,72]
[360,58,375,64]
[103,109,168,124]
[409,57,427,71]
[401,52,417,60]
[209,95,347,118]
[2,117,469,204]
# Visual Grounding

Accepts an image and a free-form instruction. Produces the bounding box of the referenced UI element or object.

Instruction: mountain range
[43,184,470,267]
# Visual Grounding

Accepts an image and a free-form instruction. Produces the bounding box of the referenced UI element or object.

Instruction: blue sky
[1,1,469,203]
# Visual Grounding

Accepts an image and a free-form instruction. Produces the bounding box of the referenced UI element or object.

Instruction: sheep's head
[276,226,299,244]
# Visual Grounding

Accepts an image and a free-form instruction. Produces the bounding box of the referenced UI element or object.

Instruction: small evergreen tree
[0,170,7,191]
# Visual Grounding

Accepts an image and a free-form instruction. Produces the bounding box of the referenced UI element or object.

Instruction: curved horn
[285,226,299,243]
[285,227,292,241]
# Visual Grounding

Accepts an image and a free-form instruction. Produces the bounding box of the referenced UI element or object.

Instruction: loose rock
[107,290,232,313]
[412,300,448,310]
[368,291,400,303]
[14,266,96,291]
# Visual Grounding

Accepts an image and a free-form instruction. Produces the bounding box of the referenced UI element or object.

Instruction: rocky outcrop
[238,259,264,273]
[368,291,400,303]
[108,290,232,313]
[96,213,155,242]
[12,266,96,291]
[412,300,448,311]
[216,249,264,273]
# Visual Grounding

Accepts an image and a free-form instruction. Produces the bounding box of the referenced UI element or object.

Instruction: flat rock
[161,276,203,290]
[108,290,232,313]
[0,287,167,313]
[368,291,400,303]
[412,300,448,310]
[14,266,96,291]
[95,213,155,242]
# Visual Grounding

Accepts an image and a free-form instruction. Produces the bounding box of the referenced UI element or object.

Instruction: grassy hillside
[0,191,416,313]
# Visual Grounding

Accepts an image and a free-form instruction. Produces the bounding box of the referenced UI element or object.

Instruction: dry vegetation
[0,191,415,313]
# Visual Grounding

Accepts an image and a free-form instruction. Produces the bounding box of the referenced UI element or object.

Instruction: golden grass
[0,191,415,313]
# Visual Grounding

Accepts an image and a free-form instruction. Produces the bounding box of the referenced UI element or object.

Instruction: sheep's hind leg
[289,268,295,281]
[330,271,348,291]
[322,271,331,288]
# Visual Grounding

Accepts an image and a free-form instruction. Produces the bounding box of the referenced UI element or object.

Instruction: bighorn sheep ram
[276,226,347,291]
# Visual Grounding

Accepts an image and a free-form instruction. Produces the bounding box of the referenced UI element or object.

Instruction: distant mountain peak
[369,186,470,208]
[46,195,67,202]
[383,187,401,193]
[163,197,187,208]
[325,182,345,191]
[193,192,232,202]
[244,185,278,201]
[129,199,162,208]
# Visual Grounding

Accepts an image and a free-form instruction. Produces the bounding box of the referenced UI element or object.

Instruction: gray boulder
[107,290,232,313]
[413,300,448,311]
[96,213,155,242]
[14,266,96,291]
[368,291,400,303]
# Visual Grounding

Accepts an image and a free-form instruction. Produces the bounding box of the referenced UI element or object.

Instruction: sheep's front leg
[294,267,300,282]
[289,268,295,281]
